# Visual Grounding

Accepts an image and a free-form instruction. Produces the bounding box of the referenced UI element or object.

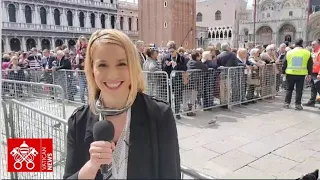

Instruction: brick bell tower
[138,0,196,49]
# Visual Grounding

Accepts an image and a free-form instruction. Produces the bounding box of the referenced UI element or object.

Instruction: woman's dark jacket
[63,93,181,179]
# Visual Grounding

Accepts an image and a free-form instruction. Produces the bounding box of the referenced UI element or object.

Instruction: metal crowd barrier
[143,71,169,102]
[1,79,66,118]
[170,64,280,115]
[181,165,213,179]
[28,69,170,105]
[0,101,12,179]
[0,99,67,179]
[5,65,282,116]
[0,99,210,179]
[1,69,38,83]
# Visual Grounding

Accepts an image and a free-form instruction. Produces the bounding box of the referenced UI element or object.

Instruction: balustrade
[2,22,138,36]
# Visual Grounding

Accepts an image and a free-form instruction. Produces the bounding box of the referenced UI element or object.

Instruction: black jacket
[162,53,187,77]
[42,56,56,69]
[216,51,238,67]
[187,59,208,71]
[63,93,181,179]
[56,57,72,71]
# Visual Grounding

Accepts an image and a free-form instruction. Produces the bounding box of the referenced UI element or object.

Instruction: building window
[10,38,21,51]
[164,22,167,28]
[79,11,85,27]
[110,0,113,4]
[164,1,167,7]
[101,14,105,28]
[137,18,138,31]
[128,17,132,31]
[67,10,73,26]
[25,5,32,23]
[54,9,61,26]
[91,13,95,28]
[40,7,47,25]
[197,12,202,22]
[267,13,270,18]
[120,16,124,30]
[215,10,221,20]
[8,4,16,22]
[289,11,293,16]
[111,15,115,29]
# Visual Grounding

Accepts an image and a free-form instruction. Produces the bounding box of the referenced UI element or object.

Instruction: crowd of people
[1,35,320,119]
[138,39,320,118]
[1,35,88,102]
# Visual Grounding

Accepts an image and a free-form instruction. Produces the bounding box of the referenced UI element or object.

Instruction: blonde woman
[76,35,88,55]
[63,29,180,179]
[7,56,24,96]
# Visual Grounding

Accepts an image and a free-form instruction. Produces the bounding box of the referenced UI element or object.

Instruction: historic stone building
[117,0,139,42]
[196,0,248,49]
[307,0,320,43]
[238,0,320,48]
[1,0,139,52]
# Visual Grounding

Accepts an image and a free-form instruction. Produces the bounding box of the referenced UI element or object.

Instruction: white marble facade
[1,0,139,52]
[196,0,247,48]
[238,0,320,48]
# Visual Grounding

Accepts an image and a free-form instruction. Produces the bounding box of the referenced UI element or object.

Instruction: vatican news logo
[7,138,53,172]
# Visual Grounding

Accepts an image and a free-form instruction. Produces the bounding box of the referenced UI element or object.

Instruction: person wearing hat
[282,38,313,110]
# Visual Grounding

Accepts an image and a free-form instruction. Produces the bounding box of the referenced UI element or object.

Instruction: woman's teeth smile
[104,82,122,89]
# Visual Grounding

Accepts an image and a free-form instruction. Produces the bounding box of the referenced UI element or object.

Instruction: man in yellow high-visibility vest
[282,38,313,110]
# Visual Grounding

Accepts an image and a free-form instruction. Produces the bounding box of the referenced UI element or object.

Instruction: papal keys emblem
[10,141,39,170]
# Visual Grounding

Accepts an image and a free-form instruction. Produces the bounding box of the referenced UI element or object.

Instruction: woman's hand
[88,141,115,171]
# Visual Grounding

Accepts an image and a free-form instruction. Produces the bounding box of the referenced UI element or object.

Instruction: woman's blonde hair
[11,55,18,60]
[76,35,88,48]
[201,51,211,63]
[85,29,145,113]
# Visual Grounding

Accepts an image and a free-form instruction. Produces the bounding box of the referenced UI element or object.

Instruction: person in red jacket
[303,39,320,107]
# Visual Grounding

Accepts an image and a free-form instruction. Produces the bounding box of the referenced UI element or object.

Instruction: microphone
[93,120,115,175]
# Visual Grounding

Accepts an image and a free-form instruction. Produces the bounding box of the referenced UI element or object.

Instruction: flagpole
[253,0,257,46]
[306,0,311,44]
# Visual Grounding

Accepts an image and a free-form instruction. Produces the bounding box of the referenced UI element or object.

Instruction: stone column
[105,14,109,29]
[86,12,91,28]
[74,10,78,27]
[2,2,8,22]
[48,7,53,25]
[5,36,10,52]
[116,16,120,29]
[65,38,68,46]
[273,33,277,45]
[34,5,38,24]
[51,38,55,50]
[62,9,66,26]
[22,37,26,51]
[19,4,24,23]
[96,13,101,29]
[37,38,41,50]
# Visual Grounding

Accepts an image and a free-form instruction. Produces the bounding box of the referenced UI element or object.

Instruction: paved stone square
[177,93,320,179]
